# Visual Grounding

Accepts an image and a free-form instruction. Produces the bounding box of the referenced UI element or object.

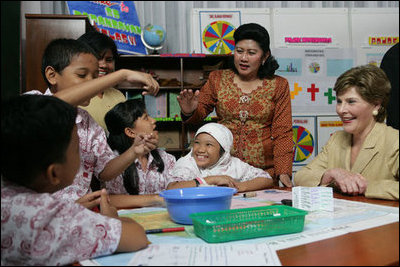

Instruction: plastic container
[189,205,308,243]
[159,187,237,225]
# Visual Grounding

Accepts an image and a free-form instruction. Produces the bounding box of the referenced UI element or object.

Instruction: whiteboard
[351,8,399,66]
[271,8,350,48]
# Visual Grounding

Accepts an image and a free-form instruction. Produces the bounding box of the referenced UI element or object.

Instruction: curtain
[21,1,399,53]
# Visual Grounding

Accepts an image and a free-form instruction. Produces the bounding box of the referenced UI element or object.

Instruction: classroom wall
[191,7,399,170]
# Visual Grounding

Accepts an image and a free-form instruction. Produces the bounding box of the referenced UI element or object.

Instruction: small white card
[292,186,334,211]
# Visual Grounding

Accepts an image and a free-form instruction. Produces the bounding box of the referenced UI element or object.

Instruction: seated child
[25,38,159,201]
[167,123,274,192]
[1,95,148,266]
[103,98,178,206]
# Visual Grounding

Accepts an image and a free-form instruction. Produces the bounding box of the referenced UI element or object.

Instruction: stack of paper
[292,186,334,211]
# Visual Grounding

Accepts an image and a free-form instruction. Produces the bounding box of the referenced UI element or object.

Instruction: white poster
[317,116,343,154]
[198,10,241,54]
[273,48,356,115]
[191,8,271,54]
[292,116,317,172]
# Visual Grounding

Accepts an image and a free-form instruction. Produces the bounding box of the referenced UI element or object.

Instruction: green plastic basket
[189,205,308,243]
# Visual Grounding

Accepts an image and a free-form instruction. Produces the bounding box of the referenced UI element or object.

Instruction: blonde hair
[334,64,391,122]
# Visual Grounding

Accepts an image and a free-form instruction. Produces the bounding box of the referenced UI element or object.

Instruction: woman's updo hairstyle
[232,23,279,79]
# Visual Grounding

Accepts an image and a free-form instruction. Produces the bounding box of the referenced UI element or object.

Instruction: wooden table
[277,192,399,266]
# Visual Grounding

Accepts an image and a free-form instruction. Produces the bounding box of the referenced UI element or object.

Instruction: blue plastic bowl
[159,187,237,225]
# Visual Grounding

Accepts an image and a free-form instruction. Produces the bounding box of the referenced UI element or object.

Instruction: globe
[141,24,166,54]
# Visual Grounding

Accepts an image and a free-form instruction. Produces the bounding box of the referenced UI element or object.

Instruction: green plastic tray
[189,205,308,243]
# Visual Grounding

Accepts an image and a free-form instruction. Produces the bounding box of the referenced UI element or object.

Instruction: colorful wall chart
[293,125,314,163]
[274,48,355,115]
[66,1,146,55]
[197,10,241,54]
[292,116,316,172]
[202,21,236,54]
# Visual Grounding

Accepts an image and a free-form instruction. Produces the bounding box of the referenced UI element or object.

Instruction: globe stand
[141,29,164,55]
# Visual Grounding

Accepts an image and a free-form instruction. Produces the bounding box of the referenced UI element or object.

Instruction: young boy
[25,38,160,202]
[1,95,148,265]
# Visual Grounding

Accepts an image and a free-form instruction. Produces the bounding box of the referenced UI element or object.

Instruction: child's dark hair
[1,95,77,187]
[77,30,119,64]
[104,98,164,195]
[41,38,98,87]
[231,23,279,79]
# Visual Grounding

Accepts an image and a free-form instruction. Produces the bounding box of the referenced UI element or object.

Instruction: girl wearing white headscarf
[167,123,273,192]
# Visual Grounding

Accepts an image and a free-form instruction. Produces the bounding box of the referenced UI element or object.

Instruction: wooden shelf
[117,54,230,158]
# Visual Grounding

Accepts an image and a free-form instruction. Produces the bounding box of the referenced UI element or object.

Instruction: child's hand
[205,175,238,189]
[75,190,102,209]
[99,189,119,219]
[125,70,160,96]
[131,132,158,157]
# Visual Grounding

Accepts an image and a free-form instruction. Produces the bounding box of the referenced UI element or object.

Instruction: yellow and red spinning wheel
[292,126,314,163]
[202,21,236,54]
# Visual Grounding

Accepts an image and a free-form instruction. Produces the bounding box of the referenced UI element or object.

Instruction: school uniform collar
[135,152,155,170]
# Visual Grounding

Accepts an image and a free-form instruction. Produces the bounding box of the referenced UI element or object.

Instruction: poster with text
[292,116,317,172]
[67,1,146,55]
[317,116,343,154]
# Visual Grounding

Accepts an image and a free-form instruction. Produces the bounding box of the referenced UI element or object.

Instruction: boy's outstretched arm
[54,69,159,106]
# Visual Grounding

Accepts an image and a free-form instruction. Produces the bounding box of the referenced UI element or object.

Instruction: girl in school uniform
[167,122,274,192]
[104,98,179,198]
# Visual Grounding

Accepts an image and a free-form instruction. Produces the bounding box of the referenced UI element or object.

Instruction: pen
[145,227,185,234]
[243,192,257,198]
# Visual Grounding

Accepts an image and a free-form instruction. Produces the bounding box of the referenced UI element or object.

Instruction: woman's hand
[321,168,368,195]
[279,174,293,187]
[177,89,199,116]
[75,190,102,209]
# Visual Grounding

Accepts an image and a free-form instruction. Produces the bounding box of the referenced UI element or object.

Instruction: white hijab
[172,123,271,181]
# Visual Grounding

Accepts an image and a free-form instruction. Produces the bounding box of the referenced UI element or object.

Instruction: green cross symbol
[324,88,336,104]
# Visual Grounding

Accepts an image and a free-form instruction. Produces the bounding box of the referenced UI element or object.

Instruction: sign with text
[67,1,146,55]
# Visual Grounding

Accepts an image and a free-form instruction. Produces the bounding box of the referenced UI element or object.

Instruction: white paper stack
[292,186,334,211]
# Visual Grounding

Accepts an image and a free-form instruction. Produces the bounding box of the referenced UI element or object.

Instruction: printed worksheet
[128,243,281,266]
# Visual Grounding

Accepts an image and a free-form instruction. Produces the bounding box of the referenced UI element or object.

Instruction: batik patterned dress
[186,69,293,180]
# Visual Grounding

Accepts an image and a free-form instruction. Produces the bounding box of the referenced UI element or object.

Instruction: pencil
[145,227,185,234]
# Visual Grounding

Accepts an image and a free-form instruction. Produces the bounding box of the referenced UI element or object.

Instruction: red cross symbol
[307,83,319,101]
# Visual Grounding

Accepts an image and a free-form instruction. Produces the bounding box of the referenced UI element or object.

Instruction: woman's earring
[372,110,378,116]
